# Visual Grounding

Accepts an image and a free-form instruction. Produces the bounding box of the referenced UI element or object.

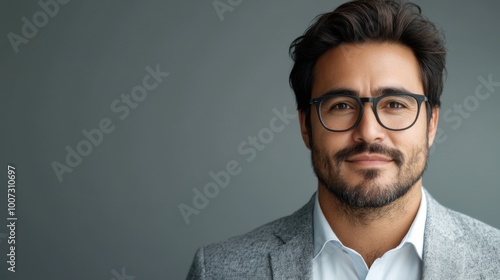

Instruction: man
[187,0,500,279]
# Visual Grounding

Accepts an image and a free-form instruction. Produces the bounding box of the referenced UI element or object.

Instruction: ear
[427,107,439,148]
[299,110,311,150]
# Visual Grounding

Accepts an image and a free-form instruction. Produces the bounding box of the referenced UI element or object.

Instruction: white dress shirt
[312,188,427,280]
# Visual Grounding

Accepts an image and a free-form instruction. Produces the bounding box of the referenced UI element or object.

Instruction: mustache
[334,143,404,167]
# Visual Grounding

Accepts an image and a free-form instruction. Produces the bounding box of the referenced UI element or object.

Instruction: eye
[387,101,405,109]
[380,96,413,110]
[331,103,351,110]
[321,96,358,114]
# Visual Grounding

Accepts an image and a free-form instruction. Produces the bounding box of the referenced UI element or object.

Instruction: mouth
[345,153,393,167]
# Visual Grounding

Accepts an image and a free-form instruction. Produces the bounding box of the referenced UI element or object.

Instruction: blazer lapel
[269,194,315,280]
[268,190,469,279]
[422,190,465,279]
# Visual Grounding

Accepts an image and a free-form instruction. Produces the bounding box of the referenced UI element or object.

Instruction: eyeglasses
[309,93,429,132]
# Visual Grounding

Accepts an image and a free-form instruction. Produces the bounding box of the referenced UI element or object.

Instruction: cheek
[390,130,427,156]
[391,114,430,146]
[311,123,351,153]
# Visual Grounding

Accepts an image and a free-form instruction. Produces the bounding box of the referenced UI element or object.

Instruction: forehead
[311,42,424,98]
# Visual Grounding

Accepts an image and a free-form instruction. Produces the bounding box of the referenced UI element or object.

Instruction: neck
[318,183,422,267]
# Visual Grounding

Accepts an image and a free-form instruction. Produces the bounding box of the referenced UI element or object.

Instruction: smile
[345,154,393,167]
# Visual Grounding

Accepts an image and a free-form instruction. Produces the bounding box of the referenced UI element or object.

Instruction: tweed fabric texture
[187,190,500,279]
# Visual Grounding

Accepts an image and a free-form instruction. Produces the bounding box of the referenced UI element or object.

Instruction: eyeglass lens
[318,95,420,131]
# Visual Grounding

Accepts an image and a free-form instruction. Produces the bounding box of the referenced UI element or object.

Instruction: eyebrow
[319,87,417,97]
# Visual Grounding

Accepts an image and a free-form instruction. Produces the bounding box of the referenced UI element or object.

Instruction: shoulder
[424,191,500,277]
[187,194,315,279]
[437,203,500,251]
[204,214,289,259]
[426,191,500,245]
[186,218,284,279]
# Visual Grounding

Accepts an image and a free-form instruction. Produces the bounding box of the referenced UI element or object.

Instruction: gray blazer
[187,190,500,279]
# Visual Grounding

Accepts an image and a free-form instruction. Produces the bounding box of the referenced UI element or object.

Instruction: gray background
[1,0,499,279]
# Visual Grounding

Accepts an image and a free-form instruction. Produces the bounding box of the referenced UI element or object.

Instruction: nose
[351,104,386,144]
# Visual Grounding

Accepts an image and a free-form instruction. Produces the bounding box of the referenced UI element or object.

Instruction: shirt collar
[313,187,427,259]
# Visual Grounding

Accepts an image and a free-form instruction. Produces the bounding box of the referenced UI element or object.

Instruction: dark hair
[289,0,446,116]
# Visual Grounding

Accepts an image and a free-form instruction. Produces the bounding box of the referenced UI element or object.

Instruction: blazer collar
[270,194,315,279]
[268,190,468,279]
[422,189,466,279]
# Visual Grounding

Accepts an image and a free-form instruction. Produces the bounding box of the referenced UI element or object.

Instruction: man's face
[300,42,439,208]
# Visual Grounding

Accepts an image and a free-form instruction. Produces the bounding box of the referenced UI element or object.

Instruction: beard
[311,140,429,209]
